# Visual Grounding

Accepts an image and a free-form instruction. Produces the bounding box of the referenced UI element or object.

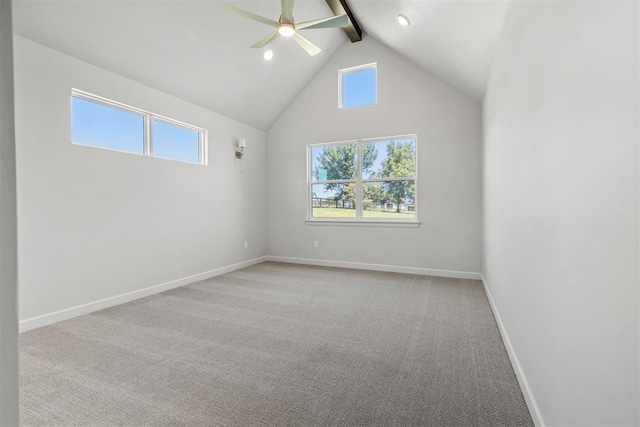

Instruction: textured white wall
[14,37,267,322]
[0,1,19,425]
[483,1,639,425]
[267,37,482,274]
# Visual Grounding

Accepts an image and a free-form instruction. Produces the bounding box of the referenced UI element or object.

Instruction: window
[338,63,377,109]
[151,119,200,164]
[71,89,206,164]
[309,135,417,222]
[72,97,144,155]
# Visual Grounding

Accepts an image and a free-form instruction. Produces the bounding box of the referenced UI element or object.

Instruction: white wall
[0,1,19,425]
[267,37,482,275]
[483,1,639,425]
[14,36,267,325]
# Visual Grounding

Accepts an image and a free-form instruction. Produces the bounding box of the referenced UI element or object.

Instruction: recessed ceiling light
[397,14,410,27]
[263,50,274,61]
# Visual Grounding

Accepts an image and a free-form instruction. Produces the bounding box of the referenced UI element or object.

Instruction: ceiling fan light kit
[223,0,348,56]
[278,23,295,37]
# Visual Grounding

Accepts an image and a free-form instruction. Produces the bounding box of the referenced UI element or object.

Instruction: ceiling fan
[224,0,349,56]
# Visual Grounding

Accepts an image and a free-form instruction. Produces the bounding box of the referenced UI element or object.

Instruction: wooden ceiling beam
[325,0,362,42]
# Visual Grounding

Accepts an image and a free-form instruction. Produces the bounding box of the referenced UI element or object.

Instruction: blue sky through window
[311,138,416,199]
[363,138,415,179]
[311,144,357,199]
[72,97,144,154]
[72,94,203,164]
[152,120,199,164]
[342,67,377,108]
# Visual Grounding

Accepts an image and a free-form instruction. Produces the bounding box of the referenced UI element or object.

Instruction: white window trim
[307,134,419,226]
[71,88,208,165]
[338,62,377,109]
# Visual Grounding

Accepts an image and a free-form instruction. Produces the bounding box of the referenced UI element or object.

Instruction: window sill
[305,220,420,228]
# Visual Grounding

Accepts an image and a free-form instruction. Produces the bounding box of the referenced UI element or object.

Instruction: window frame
[338,62,378,109]
[307,134,419,226]
[71,88,207,165]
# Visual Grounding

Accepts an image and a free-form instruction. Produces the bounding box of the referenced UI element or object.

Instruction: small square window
[339,63,377,109]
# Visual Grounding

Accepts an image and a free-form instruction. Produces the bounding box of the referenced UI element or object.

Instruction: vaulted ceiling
[12,0,508,130]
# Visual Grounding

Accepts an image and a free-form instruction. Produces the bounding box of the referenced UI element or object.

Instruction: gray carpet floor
[20,262,533,426]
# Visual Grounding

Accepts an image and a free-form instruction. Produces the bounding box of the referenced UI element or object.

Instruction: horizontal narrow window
[309,135,417,222]
[152,119,200,164]
[71,89,206,165]
[72,97,144,155]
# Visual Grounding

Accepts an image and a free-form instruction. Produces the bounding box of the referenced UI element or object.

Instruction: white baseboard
[266,255,482,280]
[19,256,267,333]
[481,274,545,427]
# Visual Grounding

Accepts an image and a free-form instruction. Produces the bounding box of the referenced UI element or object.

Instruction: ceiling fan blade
[297,14,348,30]
[223,4,278,28]
[281,0,294,22]
[251,31,281,48]
[292,33,321,56]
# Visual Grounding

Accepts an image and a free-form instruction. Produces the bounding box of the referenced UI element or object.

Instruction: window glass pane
[363,138,416,179]
[311,144,357,181]
[342,67,377,108]
[72,97,144,154]
[311,183,356,218]
[363,181,415,219]
[152,120,200,164]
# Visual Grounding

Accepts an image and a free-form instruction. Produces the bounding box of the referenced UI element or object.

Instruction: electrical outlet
[244,241,248,249]
[313,241,319,248]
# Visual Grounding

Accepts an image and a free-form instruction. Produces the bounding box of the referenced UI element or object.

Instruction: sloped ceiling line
[13,1,508,129]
